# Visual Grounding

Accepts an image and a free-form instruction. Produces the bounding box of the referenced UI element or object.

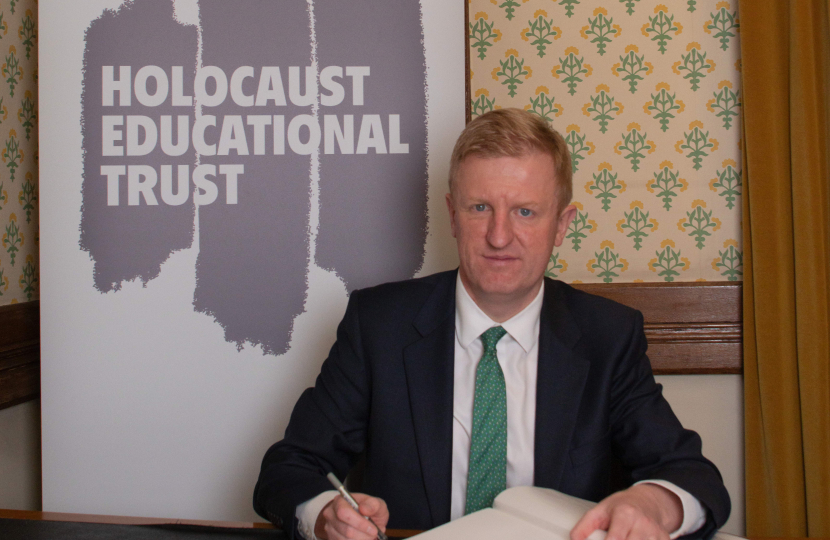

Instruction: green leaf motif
[619,0,640,16]
[688,0,697,13]
[499,0,521,21]
[616,125,653,172]
[19,11,36,59]
[643,8,681,54]
[471,91,496,118]
[0,12,7,38]
[545,252,566,278]
[564,126,593,172]
[525,14,559,58]
[646,85,683,132]
[673,44,712,91]
[649,162,686,211]
[555,50,589,96]
[496,53,529,98]
[526,88,560,122]
[714,243,742,281]
[0,182,6,210]
[18,91,35,140]
[20,256,36,300]
[469,17,498,61]
[710,160,742,209]
[3,214,21,266]
[707,82,740,130]
[566,207,595,251]
[676,123,716,171]
[707,7,739,51]
[560,0,580,18]
[590,243,626,283]
[650,242,688,282]
[2,46,21,97]
[2,130,22,181]
[614,47,651,93]
[584,87,621,134]
[617,204,655,250]
[581,11,618,56]
[680,202,720,249]
[19,175,35,223]
[587,164,624,211]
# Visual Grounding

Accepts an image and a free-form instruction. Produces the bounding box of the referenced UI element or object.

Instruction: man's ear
[553,204,577,247]
[446,192,458,238]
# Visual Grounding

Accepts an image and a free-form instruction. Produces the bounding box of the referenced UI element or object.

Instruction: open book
[415,486,744,540]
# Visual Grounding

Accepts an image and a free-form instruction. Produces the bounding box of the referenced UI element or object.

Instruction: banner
[40,0,464,521]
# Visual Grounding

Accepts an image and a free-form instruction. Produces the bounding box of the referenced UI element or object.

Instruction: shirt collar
[455,272,544,353]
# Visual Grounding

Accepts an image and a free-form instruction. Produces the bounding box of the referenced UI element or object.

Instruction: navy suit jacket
[253,270,730,538]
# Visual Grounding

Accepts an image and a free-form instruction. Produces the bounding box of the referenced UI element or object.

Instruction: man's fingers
[320,496,383,540]
[354,493,389,529]
[571,505,610,540]
[604,505,637,540]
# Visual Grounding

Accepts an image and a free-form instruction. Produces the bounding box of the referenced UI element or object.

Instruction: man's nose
[486,211,513,248]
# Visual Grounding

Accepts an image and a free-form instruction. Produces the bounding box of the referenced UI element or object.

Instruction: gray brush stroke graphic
[314,0,428,292]
[193,0,312,355]
[80,0,197,291]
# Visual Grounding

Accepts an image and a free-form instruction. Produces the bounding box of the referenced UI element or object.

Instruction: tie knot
[480,326,507,352]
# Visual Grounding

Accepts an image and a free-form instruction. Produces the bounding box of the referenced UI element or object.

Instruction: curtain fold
[740,0,830,537]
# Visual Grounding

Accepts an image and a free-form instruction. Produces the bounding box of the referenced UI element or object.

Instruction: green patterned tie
[465,325,509,514]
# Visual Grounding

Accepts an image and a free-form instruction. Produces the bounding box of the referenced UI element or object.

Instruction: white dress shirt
[295,275,705,539]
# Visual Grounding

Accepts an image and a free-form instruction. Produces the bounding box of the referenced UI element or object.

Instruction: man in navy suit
[254,109,730,540]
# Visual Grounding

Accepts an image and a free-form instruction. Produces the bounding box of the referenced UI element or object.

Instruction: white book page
[493,486,606,540]
[415,507,560,540]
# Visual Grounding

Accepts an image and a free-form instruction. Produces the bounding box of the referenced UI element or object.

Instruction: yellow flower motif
[708,177,719,191]
[524,104,532,112]
[713,217,722,231]
[675,22,684,34]
[648,259,658,272]
[677,218,686,231]
[560,259,569,272]
[662,239,676,249]
[687,42,701,51]
[625,44,639,54]
[724,239,739,248]
[600,240,615,250]
[614,143,623,156]
[613,25,622,37]
[586,260,597,273]
[674,140,684,153]
[711,258,721,271]
[645,179,655,194]
[494,29,502,42]
[707,60,717,73]
[656,82,671,91]
[8,45,16,55]
[596,84,610,93]
[9,212,16,223]
[551,66,561,79]
[10,299,17,304]
[718,80,734,89]
[722,158,737,168]
[630,201,644,209]
[711,138,719,150]
[572,201,584,211]
[24,90,32,99]
[580,26,591,39]
[534,9,548,18]
[677,100,686,113]
[679,177,689,191]
[593,7,608,16]
[572,280,584,284]
[716,1,730,10]
[587,141,596,155]
[647,140,657,154]
[612,63,621,76]
[536,86,550,95]
[682,259,691,271]
[582,103,592,116]
[627,122,641,131]
[620,259,629,272]
[568,124,581,133]
[553,27,562,40]
[490,0,498,5]
[641,23,650,37]
[525,66,533,79]
[616,219,625,233]
[689,120,704,130]
[703,20,713,35]
[618,179,627,193]
[9,128,16,138]
[645,62,654,75]
[474,11,489,20]
[470,70,475,80]
[584,182,594,195]
[565,46,580,55]
[643,101,653,115]
[491,67,500,81]
[649,218,659,232]
[475,88,490,97]
[585,64,593,77]
[692,199,707,208]
[616,102,625,115]
[655,4,668,13]
[521,28,530,41]
[588,219,598,232]
[735,58,742,72]
[505,48,519,58]
[671,61,682,75]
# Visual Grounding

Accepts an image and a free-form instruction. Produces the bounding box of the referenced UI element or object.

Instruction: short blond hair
[449,108,572,212]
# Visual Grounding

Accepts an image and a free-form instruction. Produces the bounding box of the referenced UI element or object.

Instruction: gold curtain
[740,0,830,536]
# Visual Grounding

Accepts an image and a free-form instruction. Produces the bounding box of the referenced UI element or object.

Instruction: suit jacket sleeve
[253,289,370,536]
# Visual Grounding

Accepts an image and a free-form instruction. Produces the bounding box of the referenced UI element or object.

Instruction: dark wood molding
[572,282,742,375]
[0,301,40,410]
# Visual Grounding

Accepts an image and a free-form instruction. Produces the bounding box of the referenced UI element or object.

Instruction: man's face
[446,152,576,317]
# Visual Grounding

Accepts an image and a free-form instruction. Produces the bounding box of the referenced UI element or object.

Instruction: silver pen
[326,472,389,540]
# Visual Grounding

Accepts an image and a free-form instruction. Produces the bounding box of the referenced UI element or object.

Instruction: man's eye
[519,208,532,217]
[474,204,487,211]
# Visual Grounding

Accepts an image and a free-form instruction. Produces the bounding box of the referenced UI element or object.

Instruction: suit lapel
[402,271,456,527]
[534,279,591,489]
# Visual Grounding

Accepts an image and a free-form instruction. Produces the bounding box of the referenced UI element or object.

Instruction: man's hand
[314,493,389,540]
[571,484,683,540]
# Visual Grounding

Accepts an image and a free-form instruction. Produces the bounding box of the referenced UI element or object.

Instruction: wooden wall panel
[0,301,40,410]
